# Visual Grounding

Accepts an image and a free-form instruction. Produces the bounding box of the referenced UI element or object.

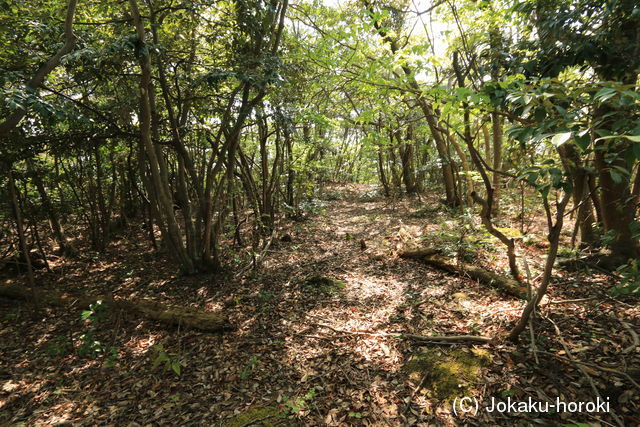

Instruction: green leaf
[171,362,181,375]
[574,134,590,150]
[596,134,640,142]
[610,171,622,184]
[594,87,617,102]
[551,132,572,146]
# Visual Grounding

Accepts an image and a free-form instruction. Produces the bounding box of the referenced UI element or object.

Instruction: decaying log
[312,321,493,344]
[399,250,527,298]
[399,248,440,259]
[0,283,231,332]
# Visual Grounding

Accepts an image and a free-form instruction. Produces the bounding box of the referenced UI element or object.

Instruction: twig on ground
[311,321,493,344]
[536,351,640,391]
[403,372,429,415]
[620,320,639,355]
[546,316,624,427]
[546,297,597,305]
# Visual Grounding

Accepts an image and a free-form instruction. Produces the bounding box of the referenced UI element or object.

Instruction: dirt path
[1,185,638,425]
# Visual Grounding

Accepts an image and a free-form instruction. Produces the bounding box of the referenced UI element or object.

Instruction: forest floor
[1,184,639,426]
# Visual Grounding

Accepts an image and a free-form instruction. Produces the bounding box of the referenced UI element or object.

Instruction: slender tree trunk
[399,125,417,194]
[27,159,75,256]
[557,142,596,247]
[491,112,503,214]
[8,170,36,289]
[377,148,390,197]
[507,191,571,341]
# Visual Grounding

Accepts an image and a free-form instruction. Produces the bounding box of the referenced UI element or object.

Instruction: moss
[494,227,524,240]
[302,276,346,295]
[404,348,491,402]
[222,406,288,427]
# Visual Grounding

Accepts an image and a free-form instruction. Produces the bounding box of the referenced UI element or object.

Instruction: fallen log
[312,321,493,344]
[399,250,527,298]
[399,248,440,259]
[0,283,231,332]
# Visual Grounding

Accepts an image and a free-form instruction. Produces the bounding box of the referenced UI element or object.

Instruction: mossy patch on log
[222,405,287,427]
[302,276,346,295]
[405,348,491,402]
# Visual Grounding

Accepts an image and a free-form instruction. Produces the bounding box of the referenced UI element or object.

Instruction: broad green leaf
[551,132,572,146]
[610,171,622,183]
[594,87,617,102]
[596,134,640,142]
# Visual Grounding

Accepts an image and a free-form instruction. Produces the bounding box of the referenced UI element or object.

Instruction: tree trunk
[8,170,36,289]
[557,141,597,247]
[399,125,417,194]
[491,112,503,214]
[593,109,639,263]
[27,159,76,256]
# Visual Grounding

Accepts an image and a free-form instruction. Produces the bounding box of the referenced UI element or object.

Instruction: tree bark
[593,113,639,263]
[557,141,596,247]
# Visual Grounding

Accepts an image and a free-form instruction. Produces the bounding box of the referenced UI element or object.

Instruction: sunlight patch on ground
[122,334,159,356]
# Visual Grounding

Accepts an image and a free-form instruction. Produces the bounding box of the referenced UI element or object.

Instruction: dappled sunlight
[2,0,639,423]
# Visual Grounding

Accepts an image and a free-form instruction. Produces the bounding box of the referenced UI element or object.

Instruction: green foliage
[77,332,108,359]
[222,406,285,427]
[240,356,260,380]
[258,290,276,302]
[610,260,640,296]
[297,199,327,217]
[43,338,72,358]
[76,300,117,362]
[151,344,185,376]
[421,210,488,262]
[81,300,108,326]
[405,348,490,402]
[282,387,316,415]
[557,246,581,259]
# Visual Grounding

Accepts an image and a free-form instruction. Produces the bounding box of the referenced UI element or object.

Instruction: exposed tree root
[398,248,440,259]
[0,283,231,332]
[620,320,639,355]
[399,250,527,298]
